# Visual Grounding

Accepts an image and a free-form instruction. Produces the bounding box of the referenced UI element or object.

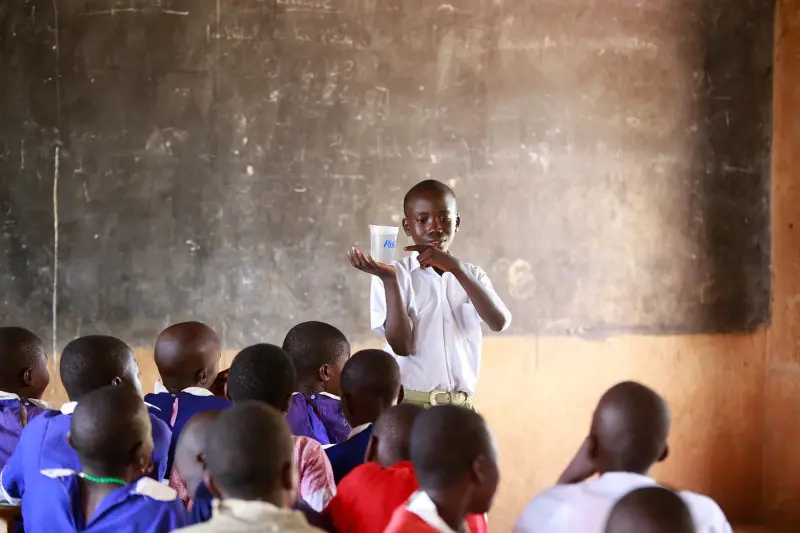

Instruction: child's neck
[79,472,130,522]
[425,489,469,533]
[297,382,325,396]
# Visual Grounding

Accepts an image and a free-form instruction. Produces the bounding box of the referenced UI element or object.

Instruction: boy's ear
[364,434,379,463]
[224,381,231,401]
[204,471,223,499]
[658,444,669,463]
[22,368,34,388]
[197,451,207,467]
[196,368,209,386]
[280,393,292,414]
[110,376,122,386]
[455,215,461,232]
[319,364,330,384]
[402,217,411,236]
[396,385,405,405]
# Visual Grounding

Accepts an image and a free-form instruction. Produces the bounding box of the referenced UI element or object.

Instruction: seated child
[384,405,498,533]
[325,348,402,483]
[144,322,230,473]
[21,385,187,532]
[604,487,696,533]
[0,335,172,503]
[326,403,423,533]
[283,322,351,445]
[189,343,336,521]
[513,381,732,533]
[174,401,325,533]
[172,410,223,509]
[0,327,51,468]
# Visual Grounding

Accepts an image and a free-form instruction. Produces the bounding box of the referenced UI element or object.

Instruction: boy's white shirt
[370,253,510,396]
[513,472,733,533]
[405,491,459,533]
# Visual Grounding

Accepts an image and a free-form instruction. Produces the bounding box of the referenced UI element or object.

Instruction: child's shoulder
[131,477,180,503]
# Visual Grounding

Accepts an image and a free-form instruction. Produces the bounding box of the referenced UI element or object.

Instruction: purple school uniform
[22,470,187,533]
[144,386,231,473]
[0,402,171,504]
[286,393,350,445]
[0,392,50,470]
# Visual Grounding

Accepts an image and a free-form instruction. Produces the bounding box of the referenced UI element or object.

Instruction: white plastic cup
[369,225,400,264]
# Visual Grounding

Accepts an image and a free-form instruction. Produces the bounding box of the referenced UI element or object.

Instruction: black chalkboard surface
[0,0,772,349]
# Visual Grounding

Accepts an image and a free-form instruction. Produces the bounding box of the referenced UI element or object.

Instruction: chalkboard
[0,0,773,349]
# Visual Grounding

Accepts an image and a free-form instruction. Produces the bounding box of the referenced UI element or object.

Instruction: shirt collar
[212,498,300,522]
[292,391,341,401]
[153,380,215,397]
[39,470,177,502]
[0,390,53,410]
[406,491,459,533]
[347,422,372,440]
[408,252,422,272]
[61,399,160,415]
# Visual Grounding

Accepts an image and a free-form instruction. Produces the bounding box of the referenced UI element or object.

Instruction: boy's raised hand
[348,246,396,280]
[404,244,462,272]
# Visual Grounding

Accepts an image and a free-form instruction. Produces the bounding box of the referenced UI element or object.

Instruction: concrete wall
[38,1,800,531]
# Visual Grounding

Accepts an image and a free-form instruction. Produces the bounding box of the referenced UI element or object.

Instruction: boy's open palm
[348,246,396,280]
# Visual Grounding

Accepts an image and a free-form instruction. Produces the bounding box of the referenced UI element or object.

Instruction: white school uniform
[513,472,732,533]
[370,253,510,396]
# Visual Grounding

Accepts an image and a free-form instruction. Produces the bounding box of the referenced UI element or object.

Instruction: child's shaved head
[605,487,695,533]
[410,406,499,515]
[154,321,221,392]
[369,403,423,467]
[60,335,140,401]
[340,349,401,427]
[0,326,49,399]
[205,401,295,505]
[590,381,670,474]
[227,343,296,411]
[282,321,350,396]
[70,385,153,479]
[174,410,222,498]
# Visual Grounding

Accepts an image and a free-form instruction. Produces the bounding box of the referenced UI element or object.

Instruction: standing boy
[22,385,186,532]
[174,402,325,533]
[325,348,402,483]
[283,322,352,444]
[0,327,51,468]
[383,405,499,533]
[0,335,172,504]
[348,180,511,409]
[513,381,731,533]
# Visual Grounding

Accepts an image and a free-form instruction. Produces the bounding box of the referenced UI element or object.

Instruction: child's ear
[364,434,379,463]
[455,215,461,232]
[280,393,292,414]
[396,385,405,405]
[318,364,330,384]
[402,217,411,236]
[204,471,223,499]
[196,368,209,386]
[110,376,122,386]
[197,451,207,467]
[658,444,670,463]
[22,368,33,388]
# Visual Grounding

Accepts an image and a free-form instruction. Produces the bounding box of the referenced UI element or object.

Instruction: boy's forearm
[452,267,512,332]
[382,276,414,356]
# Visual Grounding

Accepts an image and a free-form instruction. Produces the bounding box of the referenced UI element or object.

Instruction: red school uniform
[326,461,487,533]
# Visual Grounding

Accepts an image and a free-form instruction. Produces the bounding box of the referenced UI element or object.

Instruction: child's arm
[349,247,415,356]
[406,245,512,332]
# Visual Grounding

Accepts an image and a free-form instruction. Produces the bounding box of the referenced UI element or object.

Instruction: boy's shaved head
[403,179,457,214]
[591,381,670,474]
[0,327,49,399]
[205,401,295,504]
[282,321,350,396]
[340,349,401,427]
[410,406,499,514]
[70,385,153,478]
[174,410,222,498]
[60,335,140,401]
[370,403,424,467]
[154,321,221,392]
[227,344,296,411]
[605,487,696,533]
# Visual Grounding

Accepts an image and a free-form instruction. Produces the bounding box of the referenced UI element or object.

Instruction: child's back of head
[0,326,49,400]
[410,405,499,516]
[173,410,223,500]
[59,335,141,401]
[153,321,221,392]
[368,403,423,467]
[340,349,401,428]
[604,487,696,533]
[227,343,296,411]
[282,321,350,396]
[205,401,295,505]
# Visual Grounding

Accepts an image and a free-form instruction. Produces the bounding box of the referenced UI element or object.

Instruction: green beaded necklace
[78,473,126,487]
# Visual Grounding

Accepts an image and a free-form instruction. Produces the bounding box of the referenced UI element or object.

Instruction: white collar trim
[153,380,214,397]
[347,422,372,439]
[61,400,160,416]
[0,390,53,410]
[292,391,341,400]
[38,470,177,502]
[406,491,459,533]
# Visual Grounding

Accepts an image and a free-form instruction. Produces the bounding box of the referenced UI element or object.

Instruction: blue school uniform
[0,402,171,504]
[190,481,214,524]
[144,385,231,473]
[286,393,349,445]
[0,392,51,470]
[325,424,373,484]
[22,469,187,533]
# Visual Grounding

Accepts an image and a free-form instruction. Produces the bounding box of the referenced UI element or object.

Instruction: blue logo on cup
[383,240,396,249]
